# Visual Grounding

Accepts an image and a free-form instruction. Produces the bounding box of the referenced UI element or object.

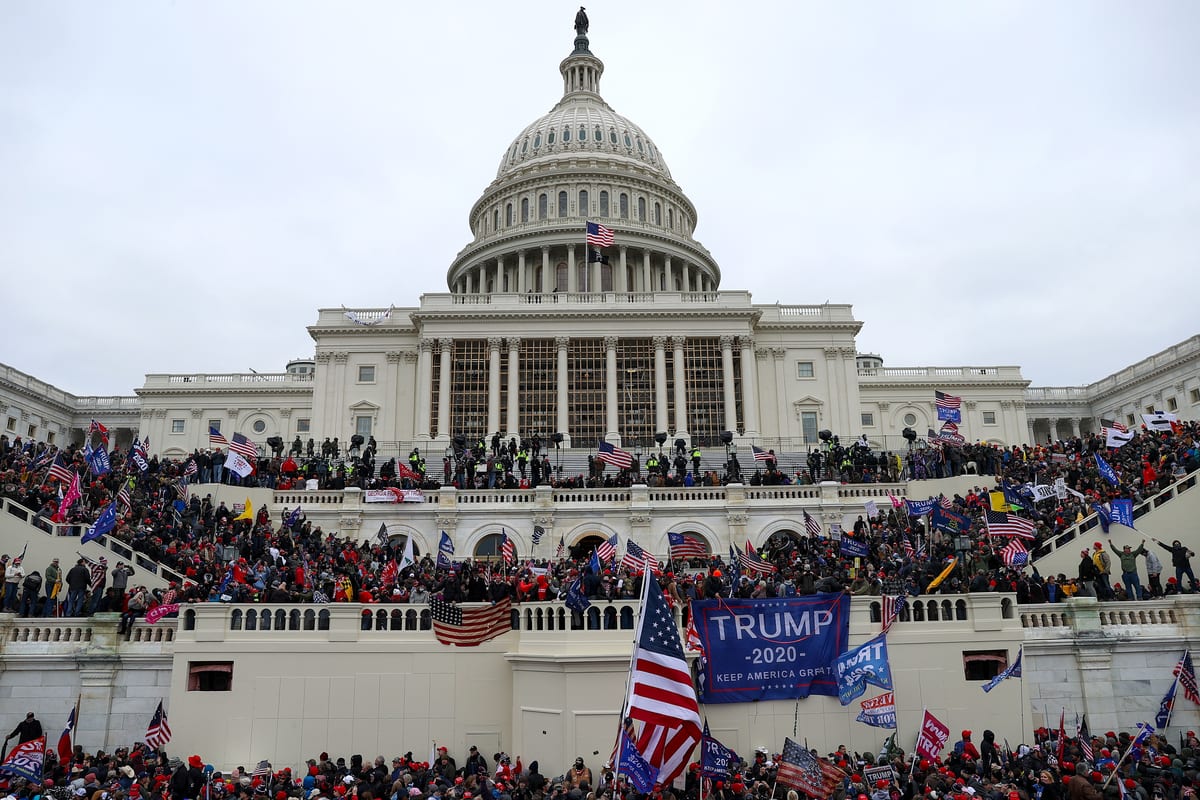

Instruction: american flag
[116,478,134,509]
[430,597,512,647]
[1077,715,1093,763]
[47,454,73,484]
[229,433,257,460]
[556,536,565,559]
[144,700,172,750]
[532,525,545,545]
[172,480,188,500]
[984,509,1036,539]
[627,571,701,787]
[252,760,271,778]
[777,737,842,799]
[684,613,703,653]
[1000,538,1029,567]
[597,440,634,469]
[596,534,618,564]
[209,427,229,448]
[1174,650,1199,705]
[622,540,657,573]
[803,510,822,537]
[934,391,961,412]
[751,445,774,462]
[737,546,776,575]
[668,532,707,559]
[902,536,915,557]
[500,531,515,564]
[881,593,907,634]
[585,221,615,247]
[1100,418,1129,433]
[183,459,198,477]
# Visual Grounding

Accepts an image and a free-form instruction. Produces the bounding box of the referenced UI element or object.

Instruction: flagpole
[909,707,926,778]
[1101,727,1145,791]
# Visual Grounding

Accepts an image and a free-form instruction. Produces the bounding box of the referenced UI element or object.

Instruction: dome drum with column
[445,25,721,296]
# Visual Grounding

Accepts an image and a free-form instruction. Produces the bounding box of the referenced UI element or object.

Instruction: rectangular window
[208,419,221,434]
[861,413,874,427]
[1167,397,1178,411]
[1146,405,1155,414]
[5,417,14,432]
[796,361,814,379]
[171,419,185,434]
[1191,388,1200,404]
[46,432,55,444]
[801,412,818,444]
[982,411,997,425]
[1126,414,1135,426]
[963,649,1009,681]
[28,425,36,438]
[188,661,233,692]
[355,416,373,437]
[296,418,311,434]
[357,365,376,383]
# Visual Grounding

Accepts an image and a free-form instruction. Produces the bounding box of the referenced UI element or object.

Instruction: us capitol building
[1,12,1199,769]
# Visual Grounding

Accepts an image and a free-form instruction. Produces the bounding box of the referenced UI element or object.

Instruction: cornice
[409,308,762,324]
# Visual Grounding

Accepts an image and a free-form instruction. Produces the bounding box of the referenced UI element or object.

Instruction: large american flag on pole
[596,534,619,564]
[597,440,634,469]
[935,390,962,423]
[209,427,229,448]
[586,221,615,247]
[47,454,73,484]
[144,700,172,750]
[1000,538,1029,568]
[668,532,707,559]
[777,737,843,798]
[803,510,822,537]
[984,509,1036,539]
[626,570,701,787]
[229,433,257,460]
[1174,650,1199,706]
[622,540,657,573]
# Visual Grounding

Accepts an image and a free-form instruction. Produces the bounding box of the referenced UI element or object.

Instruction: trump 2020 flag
[856,692,897,729]
[617,729,659,792]
[437,530,455,569]
[1111,499,1135,529]
[0,736,45,782]
[565,579,590,613]
[834,633,893,705]
[81,502,118,544]
[982,647,1023,693]
[225,450,254,478]
[700,721,738,779]
[1095,453,1119,486]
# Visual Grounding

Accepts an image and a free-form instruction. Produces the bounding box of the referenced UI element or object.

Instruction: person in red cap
[954,731,979,760]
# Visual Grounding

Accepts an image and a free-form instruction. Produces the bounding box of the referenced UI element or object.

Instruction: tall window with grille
[568,338,606,447]
[518,339,558,440]
[449,340,489,442]
[617,340,656,449]
[430,348,442,438]
[685,338,725,446]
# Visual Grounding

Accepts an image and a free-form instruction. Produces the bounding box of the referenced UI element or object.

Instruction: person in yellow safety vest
[691,446,702,477]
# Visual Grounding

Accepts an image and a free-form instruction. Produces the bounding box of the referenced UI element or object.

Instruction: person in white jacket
[1144,547,1164,598]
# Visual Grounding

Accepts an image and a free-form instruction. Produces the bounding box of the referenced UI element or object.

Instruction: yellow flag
[233,498,254,522]
[989,491,1010,513]
[925,557,958,593]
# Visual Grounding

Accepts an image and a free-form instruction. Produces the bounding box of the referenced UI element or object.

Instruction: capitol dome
[446,16,720,297]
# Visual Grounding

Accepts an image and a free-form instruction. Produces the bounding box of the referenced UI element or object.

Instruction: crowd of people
[5,719,1200,800]
[0,422,1196,623]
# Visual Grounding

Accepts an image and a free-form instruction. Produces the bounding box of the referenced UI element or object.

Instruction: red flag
[915,709,950,761]
[57,703,77,762]
[1056,708,1067,764]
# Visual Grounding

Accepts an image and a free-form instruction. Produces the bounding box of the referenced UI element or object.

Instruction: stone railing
[857,365,1023,380]
[142,373,314,388]
[0,612,175,657]
[1019,596,1199,640]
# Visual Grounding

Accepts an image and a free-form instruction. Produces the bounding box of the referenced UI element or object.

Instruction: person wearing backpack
[19,570,43,618]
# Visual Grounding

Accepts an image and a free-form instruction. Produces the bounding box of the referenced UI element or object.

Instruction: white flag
[865,500,879,519]
[1026,483,1056,503]
[1141,412,1177,432]
[399,535,415,571]
[224,450,254,478]
[1105,427,1135,448]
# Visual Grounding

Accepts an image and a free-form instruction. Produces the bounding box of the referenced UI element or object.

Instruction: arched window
[599,191,609,217]
[474,532,517,561]
[668,208,674,229]
[538,194,548,220]
[558,191,568,217]
[563,126,571,143]
[619,193,629,219]
[521,198,529,223]
[493,210,499,232]
[653,202,661,225]
[638,197,646,222]
[579,190,589,217]
[505,203,513,227]
[556,262,568,292]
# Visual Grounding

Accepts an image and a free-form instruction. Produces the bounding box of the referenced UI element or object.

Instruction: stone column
[772,348,788,436]
[672,335,689,439]
[556,336,570,445]
[567,246,577,293]
[465,270,474,294]
[517,250,527,294]
[617,246,628,293]
[1070,417,1081,438]
[720,335,738,434]
[496,255,506,293]
[541,246,551,293]
[506,338,521,438]
[416,339,433,438]
[385,351,402,441]
[642,251,652,292]
[653,335,669,436]
[487,336,503,438]
[1046,418,1059,443]
[1028,419,1038,446]
[740,336,759,436]
[664,256,674,292]
[605,335,620,445]
[437,339,453,440]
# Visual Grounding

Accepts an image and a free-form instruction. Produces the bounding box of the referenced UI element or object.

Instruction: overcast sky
[2,1,1197,397]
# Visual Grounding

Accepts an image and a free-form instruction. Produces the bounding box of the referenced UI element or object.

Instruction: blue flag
[616,730,659,792]
[1095,453,1119,486]
[1092,502,1112,534]
[1111,499,1135,529]
[700,721,738,779]
[437,530,455,569]
[982,647,1023,693]
[81,503,118,544]
[833,633,893,705]
[285,506,303,529]
[84,442,110,476]
[930,505,972,535]
[727,544,741,597]
[1002,486,1026,511]
[840,535,870,558]
[565,579,591,613]
[1155,679,1177,729]
[904,498,937,517]
[589,550,602,575]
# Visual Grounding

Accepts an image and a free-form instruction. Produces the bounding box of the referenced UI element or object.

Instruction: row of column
[452,245,715,295]
[1029,416,1091,443]
[414,335,760,443]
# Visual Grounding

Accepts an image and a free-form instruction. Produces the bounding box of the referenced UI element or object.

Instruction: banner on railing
[364,489,425,503]
[692,594,849,704]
